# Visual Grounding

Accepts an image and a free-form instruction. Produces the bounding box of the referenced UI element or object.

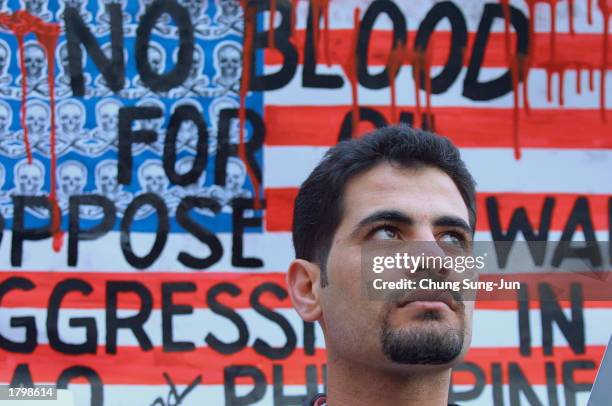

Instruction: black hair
[292,124,477,286]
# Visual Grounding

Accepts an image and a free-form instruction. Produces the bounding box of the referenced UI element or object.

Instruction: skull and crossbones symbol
[0,40,11,92]
[180,0,211,35]
[0,40,9,77]
[96,99,121,136]
[24,42,46,81]
[58,42,71,78]
[22,42,50,95]
[208,156,250,209]
[0,100,12,136]
[57,100,86,135]
[74,99,121,156]
[136,159,180,218]
[225,157,247,194]
[214,42,242,92]
[24,100,50,147]
[138,159,169,195]
[89,159,132,216]
[95,160,120,196]
[214,0,243,34]
[57,160,87,197]
[14,158,45,196]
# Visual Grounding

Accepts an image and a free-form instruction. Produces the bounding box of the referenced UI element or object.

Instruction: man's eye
[371,226,400,240]
[438,232,465,246]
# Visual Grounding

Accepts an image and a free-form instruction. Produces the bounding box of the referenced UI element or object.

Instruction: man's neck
[325,352,452,406]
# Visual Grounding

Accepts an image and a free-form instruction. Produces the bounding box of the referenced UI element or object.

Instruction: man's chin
[380,324,465,366]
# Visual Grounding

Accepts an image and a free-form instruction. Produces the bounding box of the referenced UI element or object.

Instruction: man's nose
[410,226,437,244]
[407,230,451,279]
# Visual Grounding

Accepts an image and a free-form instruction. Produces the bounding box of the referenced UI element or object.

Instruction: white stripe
[289,0,608,34]
[1,307,610,348]
[263,65,612,109]
[0,230,608,271]
[0,230,293,272]
[264,146,612,193]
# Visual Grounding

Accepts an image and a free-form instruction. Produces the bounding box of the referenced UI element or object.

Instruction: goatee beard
[380,309,464,365]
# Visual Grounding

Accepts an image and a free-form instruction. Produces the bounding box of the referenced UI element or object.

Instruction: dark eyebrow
[350,210,414,239]
[433,215,472,234]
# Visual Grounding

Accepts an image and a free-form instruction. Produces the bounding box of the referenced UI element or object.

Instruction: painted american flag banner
[0,0,611,405]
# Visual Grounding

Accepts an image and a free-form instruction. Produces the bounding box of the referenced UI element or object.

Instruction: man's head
[287,125,476,372]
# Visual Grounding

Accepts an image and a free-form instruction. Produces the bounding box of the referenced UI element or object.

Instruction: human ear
[286,259,323,322]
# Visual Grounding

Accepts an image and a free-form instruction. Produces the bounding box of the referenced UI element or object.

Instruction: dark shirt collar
[306,394,460,406]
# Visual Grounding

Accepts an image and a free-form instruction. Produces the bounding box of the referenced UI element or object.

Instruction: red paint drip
[537,0,594,111]
[544,0,558,103]
[239,2,261,209]
[311,0,331,67]
[600,0,610,122]
[424,42,433,131]
[268,0,276,49]
[340,8,360,137]
[501,0,525,159]
[412,28,435,130]
[16,33,32,163]
[521,55,531,114]
[412,49,423,130]
[387,40,404,124]
[0,11,62,250]
[528,0,559,104]
[38,23,62,251]
[290,0,298,42]
[525,1,536,115]
[568,0,575,35]
[506,0,546,159]
[550,0,557,62]
[588,0,594,25]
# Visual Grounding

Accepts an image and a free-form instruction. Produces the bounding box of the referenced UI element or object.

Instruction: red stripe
[0,346,603,385]
[265,30,612,68]
[266,189,611,232]
[1,272,611,310]
[264,106,612,149]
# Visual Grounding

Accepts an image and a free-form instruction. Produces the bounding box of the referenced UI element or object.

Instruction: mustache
[384,278,466,311]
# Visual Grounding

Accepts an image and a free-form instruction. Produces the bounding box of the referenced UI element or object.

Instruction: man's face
[319,163,474,371]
